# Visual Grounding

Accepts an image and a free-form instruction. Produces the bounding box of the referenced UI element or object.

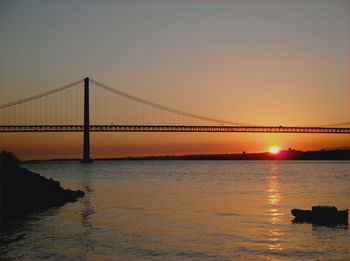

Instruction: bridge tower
[81,77,93,163]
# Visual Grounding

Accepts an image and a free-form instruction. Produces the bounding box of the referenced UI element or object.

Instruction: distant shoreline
[22,149,350,162]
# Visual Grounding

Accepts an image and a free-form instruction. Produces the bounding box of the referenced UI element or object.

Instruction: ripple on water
[1,161,349,260]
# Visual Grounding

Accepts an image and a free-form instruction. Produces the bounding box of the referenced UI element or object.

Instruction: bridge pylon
[80,77,93,163]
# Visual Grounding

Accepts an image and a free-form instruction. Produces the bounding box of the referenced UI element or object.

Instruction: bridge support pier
[81,77,93,163]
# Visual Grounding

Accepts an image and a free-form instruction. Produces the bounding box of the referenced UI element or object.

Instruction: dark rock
[0,151,84,227]
[291,206,348,226]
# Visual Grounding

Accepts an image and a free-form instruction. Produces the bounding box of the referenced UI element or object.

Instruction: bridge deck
[1,125,349,134]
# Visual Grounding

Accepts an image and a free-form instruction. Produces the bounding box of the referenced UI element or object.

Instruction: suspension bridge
[1,77,349,162]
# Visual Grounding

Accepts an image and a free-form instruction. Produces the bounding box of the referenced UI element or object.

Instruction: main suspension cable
[0,78,84,109]
[90,78,252,126]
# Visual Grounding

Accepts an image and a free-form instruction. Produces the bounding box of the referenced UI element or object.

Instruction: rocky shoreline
[0,151,84,228]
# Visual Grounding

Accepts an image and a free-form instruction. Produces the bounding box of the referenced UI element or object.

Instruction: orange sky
[0,1,349,160]
[0,132,349,160]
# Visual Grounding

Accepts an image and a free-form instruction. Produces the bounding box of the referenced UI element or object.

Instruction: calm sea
[1,161,349,260]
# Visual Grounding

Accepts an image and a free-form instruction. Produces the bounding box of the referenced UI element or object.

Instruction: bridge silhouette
[1,77,349,162]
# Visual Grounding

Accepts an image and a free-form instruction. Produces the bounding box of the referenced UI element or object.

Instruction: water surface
[1,161,349,260]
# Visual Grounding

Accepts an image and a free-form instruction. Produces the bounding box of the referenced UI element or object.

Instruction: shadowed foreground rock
[0,151,84,225]
[291,206,348,226]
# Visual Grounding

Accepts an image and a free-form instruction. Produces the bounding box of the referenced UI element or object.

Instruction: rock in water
[0,151,84,226]
[291,206,348,225]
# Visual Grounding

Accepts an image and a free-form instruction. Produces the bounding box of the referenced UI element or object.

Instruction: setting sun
[269,146,280,154]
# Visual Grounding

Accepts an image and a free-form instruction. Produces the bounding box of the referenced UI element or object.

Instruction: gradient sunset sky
[0,0,349,160]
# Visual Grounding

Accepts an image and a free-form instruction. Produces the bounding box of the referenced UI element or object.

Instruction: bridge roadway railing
[0,125,350,134]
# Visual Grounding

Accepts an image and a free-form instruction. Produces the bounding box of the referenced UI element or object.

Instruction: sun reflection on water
[267,163,284,251]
